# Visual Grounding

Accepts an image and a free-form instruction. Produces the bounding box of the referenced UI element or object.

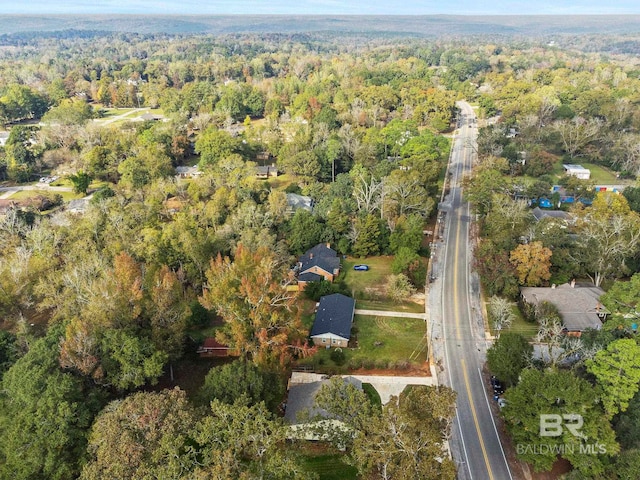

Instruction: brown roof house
[197,337,230,357]
[297,243,341,290]
[309,293,355,348]
[520,282,608,335]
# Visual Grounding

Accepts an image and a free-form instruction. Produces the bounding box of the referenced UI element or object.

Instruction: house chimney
[571,279,576,288]
[309,253,314,259]
[326,242,331,249]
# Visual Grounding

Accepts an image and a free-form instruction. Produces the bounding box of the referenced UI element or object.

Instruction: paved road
[439,102,513,480]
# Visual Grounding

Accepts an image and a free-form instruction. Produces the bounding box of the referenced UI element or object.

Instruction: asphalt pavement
[430,101,513,480]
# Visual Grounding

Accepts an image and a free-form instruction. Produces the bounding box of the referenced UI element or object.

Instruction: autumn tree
[510,241,552,286]
[199,244,312,368]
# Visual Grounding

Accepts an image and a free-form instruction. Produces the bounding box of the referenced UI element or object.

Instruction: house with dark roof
[297,243,340,289]
[310,293,355,348]
[197,337,231,357]
[255,165,279,179]
[531,207,571,223]
[520,282,608,335]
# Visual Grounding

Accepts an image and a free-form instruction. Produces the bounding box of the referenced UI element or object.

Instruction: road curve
[440,101,513,480]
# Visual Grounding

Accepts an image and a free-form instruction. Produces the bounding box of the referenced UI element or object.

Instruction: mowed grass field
[299,314,428,371]
[487,303,538,340]
[340,257,424,314]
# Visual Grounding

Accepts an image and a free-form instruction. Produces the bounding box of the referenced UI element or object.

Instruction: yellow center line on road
[453,214,462,341]
[461,358,495,480]
[452,129,495,480]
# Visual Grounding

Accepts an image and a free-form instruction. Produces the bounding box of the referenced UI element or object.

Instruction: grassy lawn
[9,189,84,201]
[488,304,538,340]
[299,444,358,480]
[362,383,382,408]
[549,160,623,185]
[580,162,623,184]
[340,256,424,314]
[264,173,298,190]
[299,314,428,372]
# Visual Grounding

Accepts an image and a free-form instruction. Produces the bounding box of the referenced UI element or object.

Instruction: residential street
[431,101,513,479]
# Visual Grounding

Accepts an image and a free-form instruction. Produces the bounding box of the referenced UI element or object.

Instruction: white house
[563,164,590,180]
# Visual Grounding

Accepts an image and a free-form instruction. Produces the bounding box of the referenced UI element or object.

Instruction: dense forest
[2,26,640,479]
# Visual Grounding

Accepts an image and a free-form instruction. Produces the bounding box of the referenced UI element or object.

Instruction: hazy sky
[0,0,639,15]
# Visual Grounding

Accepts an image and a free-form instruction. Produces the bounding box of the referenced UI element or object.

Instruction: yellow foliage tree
[509,241,552,286]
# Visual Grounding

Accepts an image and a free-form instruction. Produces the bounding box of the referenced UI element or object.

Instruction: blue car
[353,264,369,271]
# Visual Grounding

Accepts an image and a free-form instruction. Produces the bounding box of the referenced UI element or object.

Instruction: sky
[0,0,639,15]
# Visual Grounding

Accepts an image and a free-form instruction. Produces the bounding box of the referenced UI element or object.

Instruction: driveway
[285,372,436,424]
[354,308,427,320]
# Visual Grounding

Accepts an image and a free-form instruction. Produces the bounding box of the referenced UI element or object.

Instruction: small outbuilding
[563,164,591,180]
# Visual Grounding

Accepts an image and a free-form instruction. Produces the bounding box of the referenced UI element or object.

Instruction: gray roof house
[298,243,341,284]
[520,283,607,334]
[531,207,571,223]
[286,193,313,213]
[310,294,355,348]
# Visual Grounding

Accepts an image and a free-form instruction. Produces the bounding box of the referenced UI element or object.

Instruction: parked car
[490,376,504,395]
[497,397,507,409]
[353,264,369,271]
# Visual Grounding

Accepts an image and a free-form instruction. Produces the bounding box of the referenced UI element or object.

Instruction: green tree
[475,240,519,298]
[100,329,167,391]
[312,376,377,432]
[0,330,18,377]
[195,126,242,169]
[622,186,640,213]
[573,193,640,286]
[287,209,324,255]
[386,273,416,302]
[352,214,381,257]
[389,214,424,254]
[0,326,104,480]
[353,386,457,480]
[68,170,92,194]
[486,332,532,386]
[195,399,308,479]
[586,339,640,418]
[42,98,94,125]
[503,368,619,475]
[81,389,198,480]
[147,265,189,362]
[601,272,640,321]
[198,359,284,411]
